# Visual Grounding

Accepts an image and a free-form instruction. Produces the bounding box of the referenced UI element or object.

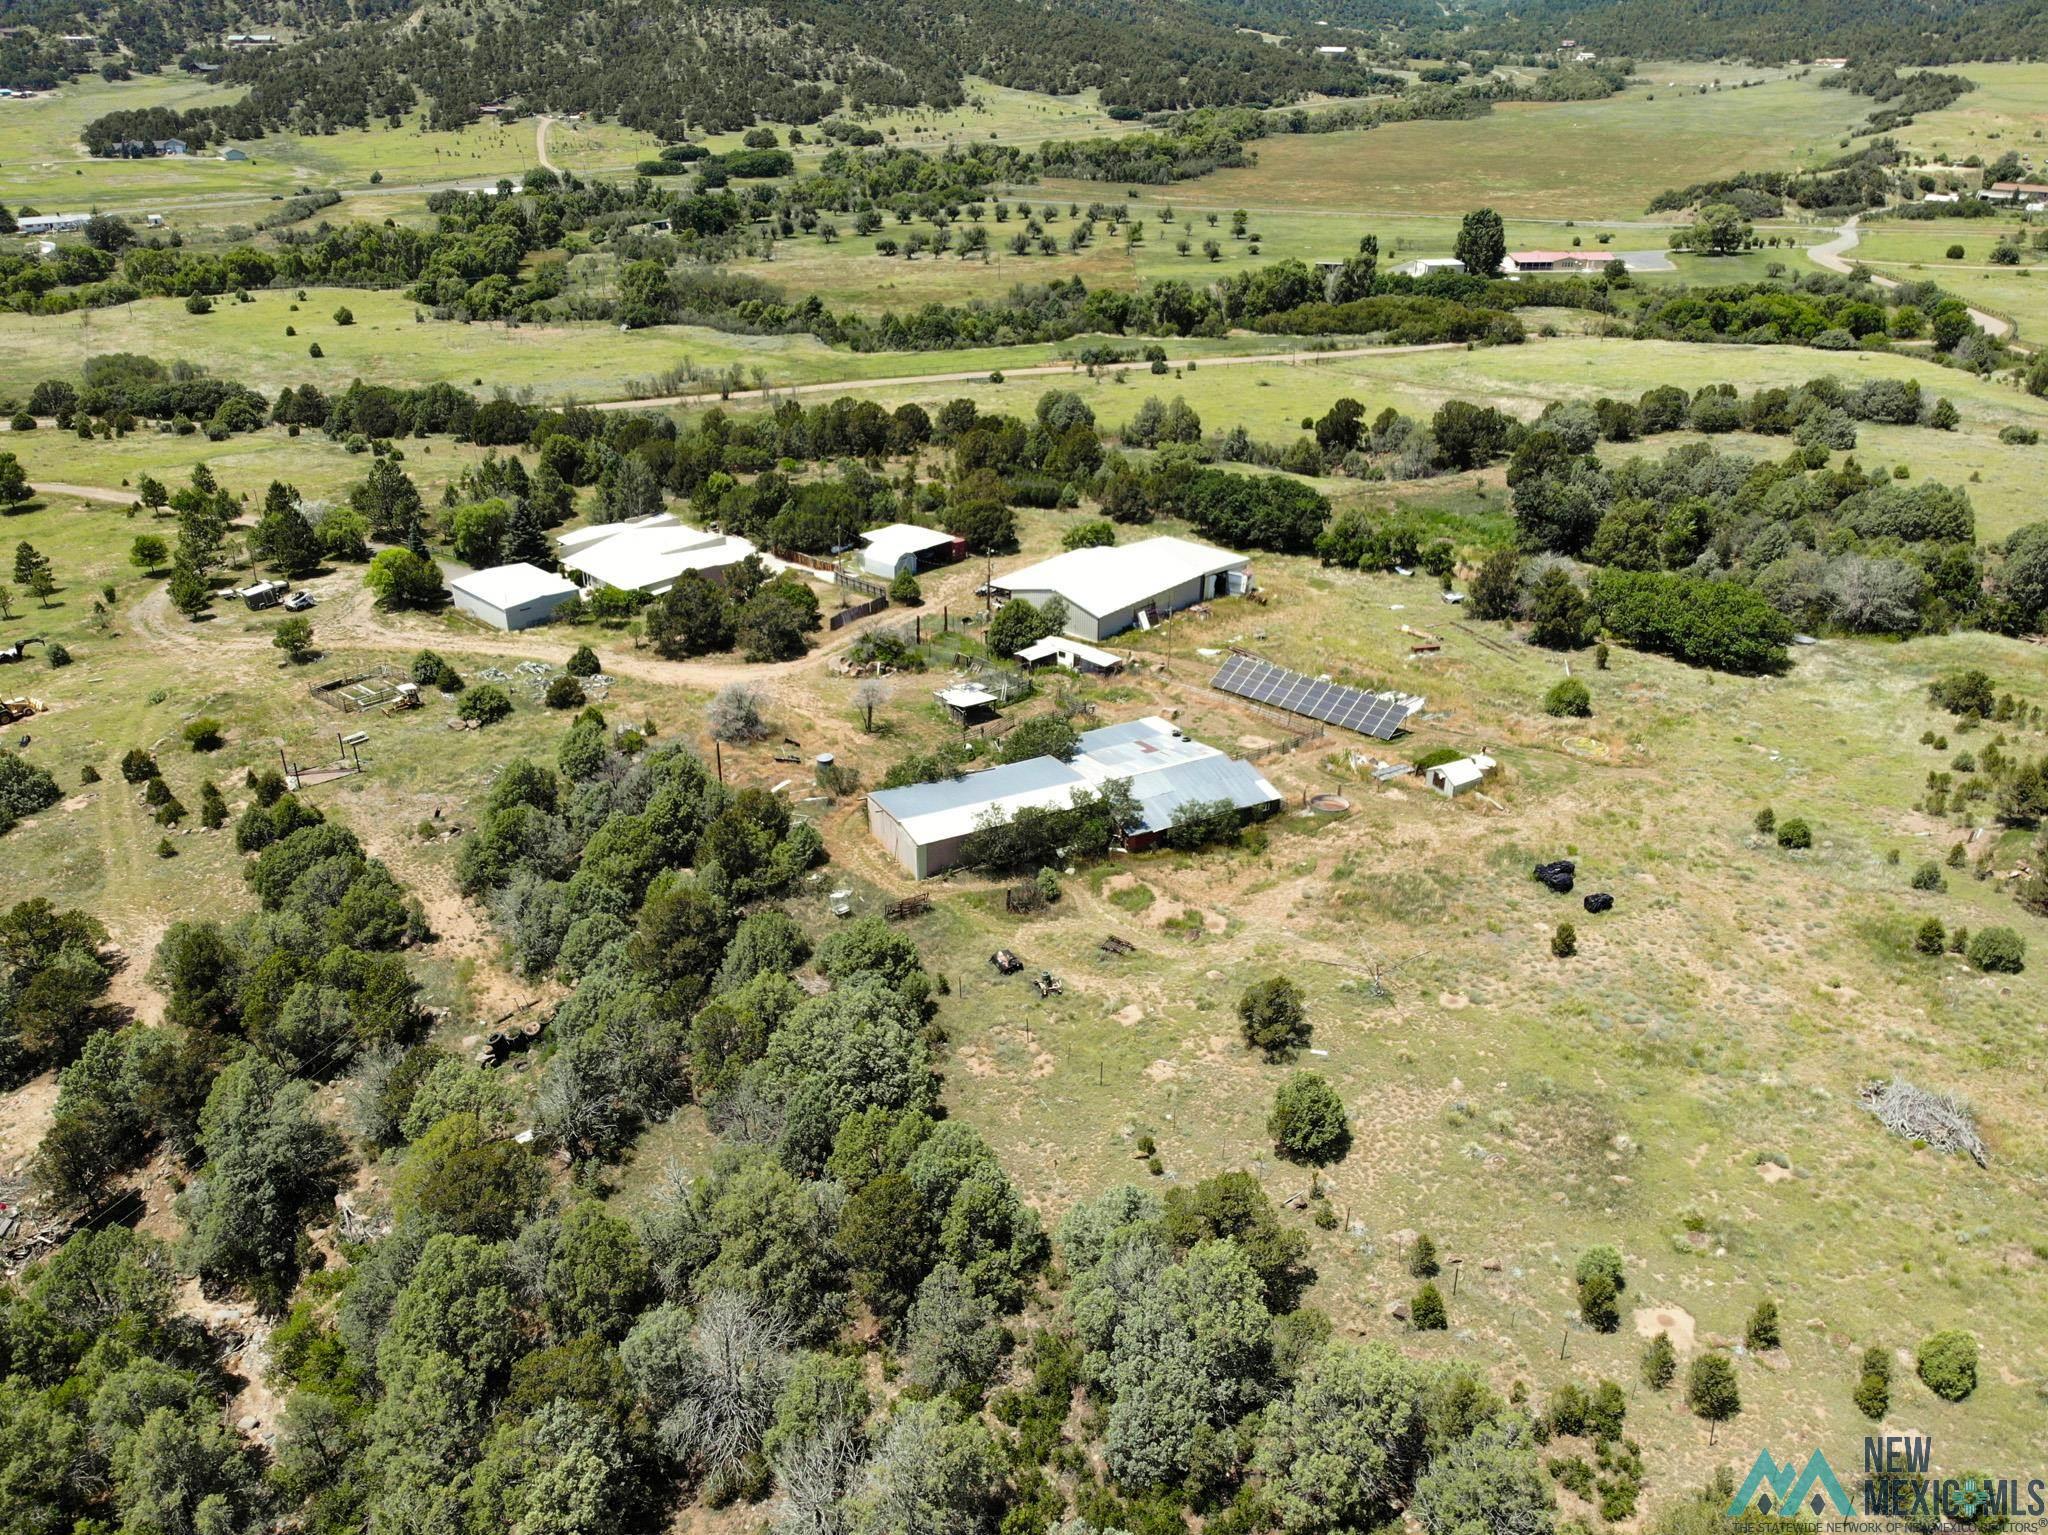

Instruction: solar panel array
[1210,653,1420,740]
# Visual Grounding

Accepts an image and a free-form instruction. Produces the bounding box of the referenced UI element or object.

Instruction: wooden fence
[829,594,889,630]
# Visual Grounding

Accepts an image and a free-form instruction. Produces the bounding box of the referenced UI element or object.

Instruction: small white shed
[1425,753,1497,798]
[450,562,581,631]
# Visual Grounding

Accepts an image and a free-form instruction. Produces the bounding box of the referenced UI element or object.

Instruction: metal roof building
[858,523,962,580]
[866,715,1280,879]
[992,536,1250,641]
[450,562,582,630]
[556,513,757,597]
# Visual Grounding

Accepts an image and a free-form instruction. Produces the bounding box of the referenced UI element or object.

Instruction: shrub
[1745,1298,1780,1351]
[1411,1281,1447,1330]
[1776,817,1812,849]
[120,748,160,782]
[1966,926,2024,973]
[543,675,586,710]
[1238,975,1309,1059]
[1916,1330,1977,1401]
[707,682,768,743]
[1409,1233,1440,1278]
[457,684,512,725]
[1576,1246,1624,1331]
[565,644,601,677]
[333,305,355,326]
[1267,1072,1352,1166]
[183,294,212,315]
[0,749,61,833]
[1909,860,1946,892]
[46,643,70,668]
[1853,1347,1892,1420]
[1544,677,1592,717]
[1946,244,1965,259]
[889,569,922,605]
[1553,922,1577,958]
[1914,917,1946,955]
[183,718,224,752]
[1642,1331,1676,1390]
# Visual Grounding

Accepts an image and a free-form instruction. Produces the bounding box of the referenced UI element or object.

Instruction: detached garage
[450,562,581,631]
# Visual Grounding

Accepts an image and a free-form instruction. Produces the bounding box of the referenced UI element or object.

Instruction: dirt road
[596,340,1472,412]
[535,116,560,175]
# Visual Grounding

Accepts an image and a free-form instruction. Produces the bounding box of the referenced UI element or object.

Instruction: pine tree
[502,497,552,565]
[1642,1331,1676,1389]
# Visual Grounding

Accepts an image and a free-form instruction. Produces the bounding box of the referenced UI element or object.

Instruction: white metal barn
[450,562,582,631]
[865,715,1280,879]
[556,514,757,597]
[991,535,1250,641]
[857,523,962,580]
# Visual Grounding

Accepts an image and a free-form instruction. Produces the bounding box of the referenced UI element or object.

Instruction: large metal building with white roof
[990,535,1250,640]
[865,715,1280,879]
[448,562,582,630]
[556,513,757,597]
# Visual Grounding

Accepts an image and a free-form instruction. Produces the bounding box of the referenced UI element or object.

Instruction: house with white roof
[556,513,757,597]
[991,535,1250,641]
[857,523,963,581]
[866,715,1280,878]
[449,562,581,630]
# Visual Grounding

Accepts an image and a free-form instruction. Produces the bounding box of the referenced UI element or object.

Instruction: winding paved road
[1811,217,2016,341]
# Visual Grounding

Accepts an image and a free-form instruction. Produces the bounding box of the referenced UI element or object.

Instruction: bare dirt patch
[1634,1305,1698,1354]
[0,1073,59,1178]
[1757,1160,1794,1184]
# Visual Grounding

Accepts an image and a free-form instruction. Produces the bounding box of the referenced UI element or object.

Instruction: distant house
[1394,256,1466,278]
[155,138,187,156]
[1814,56,1849,68]
[1506,250,1610,274]
[1986,180,2048,202]
[856,523,962,581]
[449,562,581,631]
[16,212,90,235]
[219,146,249,162]
[556,513,757,597]
[991,535,1250,641]
[225,32,277,46]
[866,715,1281,879]
[1316,44,1348,54]
[1425,753,1497,799]
[1922,192,1961,204]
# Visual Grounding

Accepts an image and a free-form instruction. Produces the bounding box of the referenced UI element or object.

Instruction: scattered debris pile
[1583,892,1614,914]
[990,949,1024,974]
[1859,1076,1987,1167]
[1533,859,1575,894]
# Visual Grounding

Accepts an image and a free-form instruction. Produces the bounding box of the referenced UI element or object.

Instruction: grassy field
[0,74,656,221]
[1888,61,2048,165]
[1102,74,1868,222]
[1849,219,2048,341]
[0,285,1363,400]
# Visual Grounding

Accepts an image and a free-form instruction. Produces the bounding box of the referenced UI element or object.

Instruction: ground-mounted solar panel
[1210,654,1420,741]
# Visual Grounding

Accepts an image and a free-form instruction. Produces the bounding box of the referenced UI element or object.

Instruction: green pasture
[0,286,1333,400]
[1089,74,1870,221]
[1889,61,2048,164]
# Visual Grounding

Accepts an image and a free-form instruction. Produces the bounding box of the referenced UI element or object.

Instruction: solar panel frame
[1210,654,1416,740]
